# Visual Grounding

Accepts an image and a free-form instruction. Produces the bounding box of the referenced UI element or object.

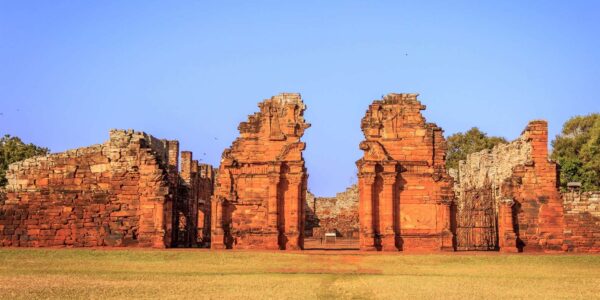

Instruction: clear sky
[1,1,599,196]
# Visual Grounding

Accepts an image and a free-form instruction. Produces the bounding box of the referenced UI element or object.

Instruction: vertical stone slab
[380,171,397,251]
[498,198,518,252]
[358,173,376,250]
[165,140,179,247]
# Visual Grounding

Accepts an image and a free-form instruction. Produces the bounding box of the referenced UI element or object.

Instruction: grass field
[0,249,599,299]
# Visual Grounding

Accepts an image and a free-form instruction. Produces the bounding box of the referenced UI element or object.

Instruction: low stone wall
[0,130,214,248]
[563,191,600,252]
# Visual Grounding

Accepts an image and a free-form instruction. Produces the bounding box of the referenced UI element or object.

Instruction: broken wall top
[221,93,311,165]
[3,129,176,192]
[358,93,447,171]
[453,120,554,199]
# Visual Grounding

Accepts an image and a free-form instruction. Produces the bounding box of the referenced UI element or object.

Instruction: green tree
[446,127,507,170]
[551,113,600,191]
[0,134,49,186]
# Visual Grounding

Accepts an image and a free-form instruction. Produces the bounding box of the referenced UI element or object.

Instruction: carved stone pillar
[210,197,225,249]
[498,198,518,253]
[439,198,454,251]
[284,174,303,250]
[380,172,397,251]
[267,173,279,235]
[359,173,376,251]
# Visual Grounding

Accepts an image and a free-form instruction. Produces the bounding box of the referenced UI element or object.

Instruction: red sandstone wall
[212,93,310,250]
[454,120,566,252]
[357,93,454,252]
[0,130,171,247]
[0,130,214,248]
[505,121,565,252]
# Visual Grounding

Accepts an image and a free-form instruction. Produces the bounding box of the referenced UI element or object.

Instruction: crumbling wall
[212,93,310,250]
[357,93,454,252]
[563,191,600,252]
[0,130,214,248]
[453,121,565,252]
[305,185,359,238]
[177,152,214,247]
[0,130,171,247]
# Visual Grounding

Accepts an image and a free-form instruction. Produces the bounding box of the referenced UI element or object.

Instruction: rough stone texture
[175,152,215,247]
[357,93,454,251]
[0,130,214,248]
[453,121,565,252]
[211,93,310,250]
[563,191,600,252]
[305,185,359,238]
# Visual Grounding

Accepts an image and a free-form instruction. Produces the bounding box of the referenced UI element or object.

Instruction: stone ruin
[0,129,213,248]
[357,93,454,251]
[211,93,310,250]
[305,184,359,239]
[0,92,598,253]
[562,191,600,252]
[453,120,598,253]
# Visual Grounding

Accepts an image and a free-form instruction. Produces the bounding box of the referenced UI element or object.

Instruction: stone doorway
[456,187,498,251]
[303,185,360,250]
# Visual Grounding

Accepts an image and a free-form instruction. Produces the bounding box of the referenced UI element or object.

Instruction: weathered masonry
[0,130,213,248]
[1,91,599,253]
[211,93,310,250]
[357,93,454,251]
[563,191,600,252]
[305,184,359,239]
[452,121,565,252]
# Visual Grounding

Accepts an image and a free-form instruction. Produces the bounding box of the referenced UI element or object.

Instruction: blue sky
[1,1,599,196]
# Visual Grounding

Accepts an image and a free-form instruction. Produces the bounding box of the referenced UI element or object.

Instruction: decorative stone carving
[357,93,454,252]
[211,93,310,250]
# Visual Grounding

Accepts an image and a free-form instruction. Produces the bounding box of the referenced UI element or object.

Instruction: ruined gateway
[0,93,598,252]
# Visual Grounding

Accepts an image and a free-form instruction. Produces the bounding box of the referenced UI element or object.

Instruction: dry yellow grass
[0,249,599,299]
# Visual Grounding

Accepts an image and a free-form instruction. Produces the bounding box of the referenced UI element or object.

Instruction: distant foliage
[0,134,49,186]
[446,127,508,170]
[551,113,600,191]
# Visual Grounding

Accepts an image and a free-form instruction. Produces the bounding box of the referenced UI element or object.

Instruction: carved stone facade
[0,130,213,248]
[453,121,565,252]
[357,93,454,251]
[211,93,310,250]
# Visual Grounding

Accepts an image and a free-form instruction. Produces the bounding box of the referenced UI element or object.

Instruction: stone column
[380,172,397,251]
[284,174,303,250]
[439,198,454,251]
[165,141,179,247]
[267,174,280,250]
[190,160,199,247]
[359,173,376,251]
[178,151,193,246]
[180,151,192,183]
[498,198,518,253]
[210,197,225,249]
